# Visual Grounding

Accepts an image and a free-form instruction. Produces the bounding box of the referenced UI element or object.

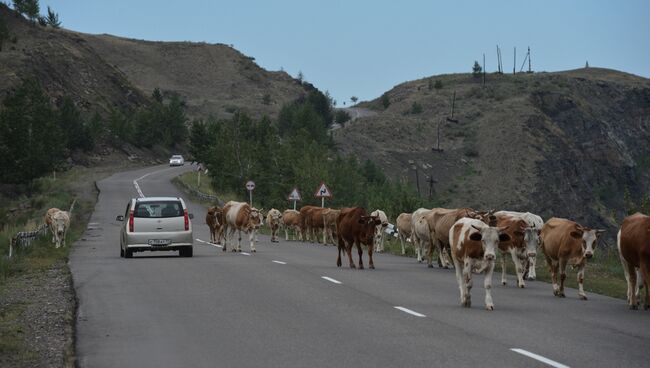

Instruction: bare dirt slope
[0,6,307,120]
[335,68,650,232]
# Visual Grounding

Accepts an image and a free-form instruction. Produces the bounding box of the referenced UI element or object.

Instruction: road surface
[70,164,650,368]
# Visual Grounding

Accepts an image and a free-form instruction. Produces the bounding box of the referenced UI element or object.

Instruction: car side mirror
[116,215,124,221]
[189,213,194,219]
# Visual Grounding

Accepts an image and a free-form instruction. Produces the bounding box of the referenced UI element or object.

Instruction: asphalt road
[70,165,650,368]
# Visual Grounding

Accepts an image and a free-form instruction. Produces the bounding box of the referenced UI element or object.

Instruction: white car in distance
[169,155,185,166]
[116,197,194,258]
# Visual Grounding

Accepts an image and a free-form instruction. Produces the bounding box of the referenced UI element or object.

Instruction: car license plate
[149,239,171,246]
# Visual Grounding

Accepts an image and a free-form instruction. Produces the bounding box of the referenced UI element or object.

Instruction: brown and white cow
[336,207,382,269]
[206,206,224,244]
[222,201,263,252]
[618,212,650,310]
[266,208,282,243]
[495,210,543,280]
[495,214,531,288]
[282,209,303,241]
[45,208,70,248]
[370,209,389,252]
[395,213,413,255]
[540,217,604,299]
[322,208,341,245]
[449,218,509,310]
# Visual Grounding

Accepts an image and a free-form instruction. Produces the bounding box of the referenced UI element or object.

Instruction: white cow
[449,218,510,310]
[266,208,282,243]
[495,210,543,280]
[410,208,432,263]
[45,208,70,248]
[370,209,389,252]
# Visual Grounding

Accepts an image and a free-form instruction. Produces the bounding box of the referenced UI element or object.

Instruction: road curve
[70,165,650,368]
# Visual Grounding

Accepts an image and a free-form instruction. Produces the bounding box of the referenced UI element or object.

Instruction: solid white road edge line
[196,238,223,248]
[132,166,179,198]
[272,260,287,264]
[321,276,342,284]
[394,306,426,318]
[510,348,570,368]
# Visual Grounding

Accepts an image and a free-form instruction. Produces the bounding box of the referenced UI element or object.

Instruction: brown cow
[395,213,413,255]
[282,209,303,241]
[300,205,326,243]
[222,201,263,252]
[449,218,510,310]
[206,206,224,244]
[429,207,478,269]
[618,213,650,310]
[495,214,530,288]
[322,208,341,245]
[266,208,282,243]
[540,217,605,299]
[336,207,382,269]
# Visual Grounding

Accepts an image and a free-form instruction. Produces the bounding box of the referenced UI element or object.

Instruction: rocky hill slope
[0,5,307,119]
[334,68,650,231]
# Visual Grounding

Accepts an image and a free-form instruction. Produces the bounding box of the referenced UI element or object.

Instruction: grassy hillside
[335,68,650,237]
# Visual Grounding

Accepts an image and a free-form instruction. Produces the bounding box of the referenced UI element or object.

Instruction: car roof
[171,155,183,157]
[134,197,184,203]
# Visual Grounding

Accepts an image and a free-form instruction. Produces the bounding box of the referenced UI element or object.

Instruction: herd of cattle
[206,201,650,311]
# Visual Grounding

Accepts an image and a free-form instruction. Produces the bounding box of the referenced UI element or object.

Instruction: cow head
[359,215,382,244]
[470,224,510,261]
[523,225,541,257]
[249,208,263,230]
[570,226,604,259]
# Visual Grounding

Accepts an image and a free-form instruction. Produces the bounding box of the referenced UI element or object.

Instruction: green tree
[22,0,38,23]
[350,96,358,104]
[472,60,482,78]
[88,111,106,143]
[188,119,212,164]
[45,6,60,28]
[381,93,390,109]
[334,109,351,124]
[12,0,26,15]
[0,79,64,184]
[410,101,423,114]
[107,108,133,145]
[0,12,9,51]
[434,80,443,90]
[57,97,93,152]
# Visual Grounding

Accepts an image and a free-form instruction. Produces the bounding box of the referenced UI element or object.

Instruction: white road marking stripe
[196,238,223,248]
[132,167,178,198]
[510,348,570,368]
[321,276,342,284]
[394,306,426,317]
[196,239,205,243]
[240,252,251,256]
[272,260,287,265]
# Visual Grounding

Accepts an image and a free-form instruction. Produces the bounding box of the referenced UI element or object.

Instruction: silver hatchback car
[116,197,194,258]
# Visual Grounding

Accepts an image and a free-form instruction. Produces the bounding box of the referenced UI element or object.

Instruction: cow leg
[426,241,434,268]
[500,252,508,286]
[640,262,650,310]
[452,256,465,305]
[462,259,472,308]
[399,235,406,255]
[510,249,526,288]
[346,240,355,269]
[557,258,567,297]
[484,259,496,310]
[368,242,375,269]
[527,255,537,280]
[235,230,242,252]
[357,241,364,269]
[249,230,256,252]
[576,263,587,300]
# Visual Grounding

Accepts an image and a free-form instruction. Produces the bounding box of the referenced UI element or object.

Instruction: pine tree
[472,61,482,78]
[46,6,61,28]
[0,12,9,52]
[57,97,93,152]
[22,0,39,24]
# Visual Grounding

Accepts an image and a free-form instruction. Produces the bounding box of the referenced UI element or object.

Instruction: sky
[38,0,650,105]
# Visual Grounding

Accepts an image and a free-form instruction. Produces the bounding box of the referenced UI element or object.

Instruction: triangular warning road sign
[314,182,332,198]
[288,188,302,201]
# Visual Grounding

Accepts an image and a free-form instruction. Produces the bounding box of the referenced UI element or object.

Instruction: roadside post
[287,188,302,210]
[314,182,332,208]
[246,180,255,206]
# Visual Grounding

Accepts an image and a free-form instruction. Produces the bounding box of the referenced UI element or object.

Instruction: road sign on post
[245,180,255,206]
[314,182,332,208]
[287,188,302,210]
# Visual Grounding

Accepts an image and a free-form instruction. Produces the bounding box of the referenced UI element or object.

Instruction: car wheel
[120,246,124,258]
[180,246,193,257]
[125,248,133,258]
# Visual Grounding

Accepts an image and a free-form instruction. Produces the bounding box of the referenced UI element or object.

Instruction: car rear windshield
[172,156,183,159]
[133,201,183,218]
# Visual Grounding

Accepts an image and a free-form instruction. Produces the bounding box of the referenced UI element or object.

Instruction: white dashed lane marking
[510,348,570,368]
[394,306,426,318]
[321,276,342,285]
[272,260,287,265]
[196,238,222,248]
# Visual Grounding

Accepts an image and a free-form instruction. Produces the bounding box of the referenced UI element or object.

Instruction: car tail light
[128,210,134,232]
[184,209,189,231]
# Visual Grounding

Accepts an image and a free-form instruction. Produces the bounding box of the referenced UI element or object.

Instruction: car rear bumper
[125,244,193,252]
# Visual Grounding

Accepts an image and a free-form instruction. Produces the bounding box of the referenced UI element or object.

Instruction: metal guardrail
[175,179,224,206]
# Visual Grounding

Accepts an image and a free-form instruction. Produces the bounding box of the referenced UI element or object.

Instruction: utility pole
[483,53,486,86]
[513,47,516,75]
[528,46,532,73]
